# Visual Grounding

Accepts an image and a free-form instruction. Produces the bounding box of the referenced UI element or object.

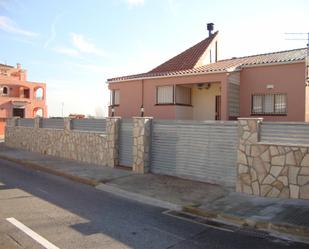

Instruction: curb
[183,205,309,244]
[0,155,99,187]
[96,183,182,211]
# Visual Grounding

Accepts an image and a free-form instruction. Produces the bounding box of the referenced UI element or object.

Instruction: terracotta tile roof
[0,63,13,68]
[108,47,307,82]
[149,31,218,73]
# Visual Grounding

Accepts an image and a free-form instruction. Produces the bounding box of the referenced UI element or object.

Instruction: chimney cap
[207,23,214,36]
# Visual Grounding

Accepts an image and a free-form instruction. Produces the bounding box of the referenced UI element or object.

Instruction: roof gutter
[240,60,305,69]
[107,59,305,84]
[107,70,228,84]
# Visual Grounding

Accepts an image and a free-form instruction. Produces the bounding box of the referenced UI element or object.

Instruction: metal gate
[118,119,133,167]
[151,120,238,186]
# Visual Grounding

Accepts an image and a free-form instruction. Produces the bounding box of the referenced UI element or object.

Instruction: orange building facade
[0,63,47,135]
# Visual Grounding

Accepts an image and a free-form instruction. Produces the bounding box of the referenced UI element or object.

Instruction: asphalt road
[0,159,308,249]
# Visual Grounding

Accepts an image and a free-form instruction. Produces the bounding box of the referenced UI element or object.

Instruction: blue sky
[0,0,308,117]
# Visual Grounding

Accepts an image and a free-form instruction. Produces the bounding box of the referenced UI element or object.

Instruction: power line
[285,32,309,84]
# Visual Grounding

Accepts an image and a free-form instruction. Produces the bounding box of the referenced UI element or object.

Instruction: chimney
[207,23,214,37]
[16,63,21,69]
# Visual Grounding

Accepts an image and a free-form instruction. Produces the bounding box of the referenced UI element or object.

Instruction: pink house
[107,25,309,122]
[0,63,47,135]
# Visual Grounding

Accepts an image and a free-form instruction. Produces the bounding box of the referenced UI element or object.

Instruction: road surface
[0,159,307,249]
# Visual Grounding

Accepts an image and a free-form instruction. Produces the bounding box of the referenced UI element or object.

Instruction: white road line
[6,217,60,249]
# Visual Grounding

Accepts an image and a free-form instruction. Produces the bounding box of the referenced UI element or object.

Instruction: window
[157,85,174,104]
[2,86,8,95]
[35,88,43,100]
[175,86,191,105]
[156,85,192,105]
[24,89,30,98]
[111,89,120,106]
[252,93,287,115]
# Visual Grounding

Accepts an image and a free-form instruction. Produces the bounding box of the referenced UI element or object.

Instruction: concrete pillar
[236,118,263,193]
[220,77,229,120]
[132,117,152,174]
[6,117,19,127]
[34,117,42,129]
[106,117,121,168]
[64,118,72,132]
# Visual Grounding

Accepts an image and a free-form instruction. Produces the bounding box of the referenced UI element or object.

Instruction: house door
[13,108,25,118]
[215,95,221,120]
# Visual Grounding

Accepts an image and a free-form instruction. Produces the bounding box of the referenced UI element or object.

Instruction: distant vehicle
[69,114,85,119]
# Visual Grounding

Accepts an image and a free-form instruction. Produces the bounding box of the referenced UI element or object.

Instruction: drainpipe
[306,32,309,86]
[140,80,144,117]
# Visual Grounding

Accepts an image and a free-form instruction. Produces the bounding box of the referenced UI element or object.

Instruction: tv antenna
[285,32,309,85]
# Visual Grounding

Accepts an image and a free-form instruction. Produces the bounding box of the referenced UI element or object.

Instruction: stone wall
[237,118,309,200]
[5,117,120,167]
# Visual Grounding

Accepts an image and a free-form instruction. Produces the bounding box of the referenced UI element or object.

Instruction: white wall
[192,83,221,120]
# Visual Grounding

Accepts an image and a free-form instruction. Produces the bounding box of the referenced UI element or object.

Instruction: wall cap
[106,117,122,119]
[237,117,264,120]
[257,141,309,148]
[133,117,153,119]
[237,118,264,121]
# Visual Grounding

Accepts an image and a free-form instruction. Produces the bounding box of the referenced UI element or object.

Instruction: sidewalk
[0,143,309,243]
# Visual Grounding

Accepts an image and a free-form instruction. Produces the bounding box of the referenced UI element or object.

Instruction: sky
[0,0,308,117]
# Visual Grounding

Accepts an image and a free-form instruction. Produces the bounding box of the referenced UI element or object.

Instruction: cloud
[0,16,38,37]
[53,46,80,57]
[44,15,61,48]
[71,33,105,56]
[126,0,144,6]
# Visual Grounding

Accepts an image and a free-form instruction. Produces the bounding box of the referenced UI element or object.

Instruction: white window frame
[111,89,120,106]
[251,93,287,115]
[156,85,174,104]
[175,85,191,105]
[1,85,9,96]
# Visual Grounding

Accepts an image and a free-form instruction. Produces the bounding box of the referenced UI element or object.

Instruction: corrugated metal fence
[18,118,35,127]
[15,118,107,132]
[41,118,65,129]
[260,122,309,145]
[150,120,238,186]
[71,119,106,132]
[118,119,133,167]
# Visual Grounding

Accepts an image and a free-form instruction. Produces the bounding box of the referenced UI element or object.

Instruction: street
[0,159,307,249]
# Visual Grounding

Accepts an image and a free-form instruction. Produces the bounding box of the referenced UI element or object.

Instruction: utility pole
[61,102,64,117]
[285,32,309,85]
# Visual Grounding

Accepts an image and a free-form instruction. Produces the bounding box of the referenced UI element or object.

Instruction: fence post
[34,117,42,129]
[6,117,19,127]
[132,117,152,174]
[64,117,72,132]
[236,118,263,194]
[106,117,121,168]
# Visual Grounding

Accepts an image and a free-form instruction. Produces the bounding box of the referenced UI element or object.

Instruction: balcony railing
[0,95,45,101]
